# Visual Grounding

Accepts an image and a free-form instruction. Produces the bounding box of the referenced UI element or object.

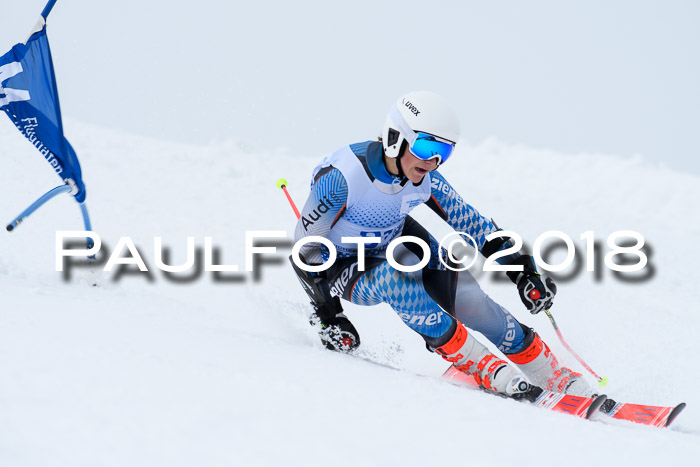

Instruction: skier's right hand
[291,254,360,351]
[310,311,361,352]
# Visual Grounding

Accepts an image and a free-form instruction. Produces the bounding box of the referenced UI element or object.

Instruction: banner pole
[79,202,95,250]
[6,184,72,231]
[41,0,58,20]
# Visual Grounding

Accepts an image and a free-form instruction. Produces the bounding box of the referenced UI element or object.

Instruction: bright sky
[2,1,699,175]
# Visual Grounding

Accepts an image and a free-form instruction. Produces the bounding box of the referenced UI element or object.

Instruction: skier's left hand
[517,272,557,314]
[505,255,557,314]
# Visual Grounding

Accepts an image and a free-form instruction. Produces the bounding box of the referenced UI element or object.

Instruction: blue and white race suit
[294,141,526,353]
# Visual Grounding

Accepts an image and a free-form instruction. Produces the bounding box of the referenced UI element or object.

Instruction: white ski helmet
[382,91,461,163]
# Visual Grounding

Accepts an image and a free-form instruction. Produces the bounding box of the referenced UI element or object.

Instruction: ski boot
[506,327,594,397]
[434,321,532,398]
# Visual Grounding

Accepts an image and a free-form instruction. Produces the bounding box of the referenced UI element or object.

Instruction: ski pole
[276,178,301,219]
[544,309,608,387]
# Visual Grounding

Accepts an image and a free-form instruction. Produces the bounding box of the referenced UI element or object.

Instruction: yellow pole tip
[597,376,608,387]
[276,178,288,189]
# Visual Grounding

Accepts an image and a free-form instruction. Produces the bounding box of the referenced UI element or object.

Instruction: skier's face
[400,145,439,183]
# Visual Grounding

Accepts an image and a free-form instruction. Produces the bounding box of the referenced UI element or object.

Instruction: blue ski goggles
[408,132,456,165]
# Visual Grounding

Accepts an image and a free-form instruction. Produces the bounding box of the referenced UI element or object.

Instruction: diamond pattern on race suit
[427,171,499,251]
[350,261,454,338]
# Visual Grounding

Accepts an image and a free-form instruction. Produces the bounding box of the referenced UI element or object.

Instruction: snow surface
[1,118,699,467]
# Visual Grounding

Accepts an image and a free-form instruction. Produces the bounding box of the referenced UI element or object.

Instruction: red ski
[600,400,686,428]
[443,365,606,420]
[444,365,687,427]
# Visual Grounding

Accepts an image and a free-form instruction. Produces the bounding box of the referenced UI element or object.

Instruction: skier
[291,91,592,398]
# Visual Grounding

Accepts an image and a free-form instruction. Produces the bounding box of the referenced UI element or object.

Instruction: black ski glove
[506,255,557,314]
[290,255,361,352]
[310,310,361,352]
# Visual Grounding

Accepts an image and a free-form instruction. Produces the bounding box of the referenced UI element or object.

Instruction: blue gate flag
[0,18,86,203]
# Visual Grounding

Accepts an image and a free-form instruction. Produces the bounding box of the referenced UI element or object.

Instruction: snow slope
[1,118,699,467]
